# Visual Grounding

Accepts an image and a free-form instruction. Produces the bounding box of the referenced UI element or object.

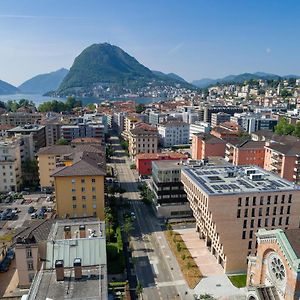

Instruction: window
[29,273,34,282]
[286,216,289,225]
[244,209,248,217]
[280,206,284,215]
[72,196,76,201]
[71,179,76,184]
[93,204,97,209]
[248,241,252,250]
[251,208,255,217]
[72,188,76,193]
[26,249,32,258]
[265,218,269,227]
[274,195,278,204]
[260,196,264,205]
[267,196,271,204]
[259,208,262,216]
[272,218,276,226]
[237,209,241,218]
[250,219,254,228]
[245,197,249,206]
[242,231,246,239]
[249,230,253,239]
[288,194,292,203]
[252,197,256,206]
[281,195,285,204]
[81,187,85,192]
[258,219,261,227]
[92,187,96,192]
[243,220,247,228]
[287,206,291,214]
[266,207,270,216]
[72,204,77,209]
[238,197,242,207]
[92,195,96,200]
[82,204,86,208]
[27,261,34,270]
[273,207,277,215]
[81,178,85,184]
[82,196,86,201]
[279,217,282,226]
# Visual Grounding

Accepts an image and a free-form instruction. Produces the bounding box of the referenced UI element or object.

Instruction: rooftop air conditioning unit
[249,173,264,181]
[245,169,256,176]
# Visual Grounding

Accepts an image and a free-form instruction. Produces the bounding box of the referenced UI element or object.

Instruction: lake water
[0,94,163,106]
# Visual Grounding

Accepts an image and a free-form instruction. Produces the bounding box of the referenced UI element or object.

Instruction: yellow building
[52,151,106,220]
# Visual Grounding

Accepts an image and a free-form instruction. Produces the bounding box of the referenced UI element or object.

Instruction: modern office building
[181,165,300,273]
[189,122,211,140]
[211,112,231,128]
[246,228,300,300]
[151,160,191,218]
[60,124,105,142]
[52,151,106,219]
[25,219,107,300]
[158,121,190,147]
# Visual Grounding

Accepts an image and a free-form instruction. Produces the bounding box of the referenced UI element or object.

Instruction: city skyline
[0,0,300,86]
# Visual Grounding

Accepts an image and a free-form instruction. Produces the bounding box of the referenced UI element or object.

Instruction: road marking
[156,280,186,287]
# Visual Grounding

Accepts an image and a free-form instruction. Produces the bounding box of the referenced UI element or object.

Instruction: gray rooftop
[182,165,299,195]
[152,160,184,170]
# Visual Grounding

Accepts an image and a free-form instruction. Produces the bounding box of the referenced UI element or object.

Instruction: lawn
[165,230,202,288]
[228,274,247,288]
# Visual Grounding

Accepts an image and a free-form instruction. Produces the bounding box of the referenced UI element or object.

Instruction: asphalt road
[109,135,194,300]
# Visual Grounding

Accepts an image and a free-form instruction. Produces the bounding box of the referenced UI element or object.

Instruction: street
[109,135,194,300]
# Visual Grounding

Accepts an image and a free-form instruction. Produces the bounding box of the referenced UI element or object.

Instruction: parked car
[6,248,15,260]
[28,206,35,214]
[31,212,37,219]
[12,208,20,214]
[0,258,10,272]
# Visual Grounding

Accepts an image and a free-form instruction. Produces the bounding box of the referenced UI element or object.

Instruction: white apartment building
[158,121,190,147]
[0,139,22,192]
[189,122,211,140]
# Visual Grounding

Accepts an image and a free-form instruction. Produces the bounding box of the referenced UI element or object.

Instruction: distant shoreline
[0,94,165,106]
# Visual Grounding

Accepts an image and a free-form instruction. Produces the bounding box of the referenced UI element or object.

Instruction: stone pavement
[175,228,247,299]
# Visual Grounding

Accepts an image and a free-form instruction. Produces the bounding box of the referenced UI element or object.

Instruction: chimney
[74,258,82,280]
[55,260,64,281]
[79,225,86,238]
[64,226,71,239]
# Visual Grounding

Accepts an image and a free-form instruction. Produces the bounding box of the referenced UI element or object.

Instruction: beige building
[37,144,104,190]
[0,112,42,126]
[128,123,159,159]
[181,165,300,273]
[0,138,22,192]
[247,228,300,300]
[122,115,141,140]
[52,151,106,219]
[14,220,53,288]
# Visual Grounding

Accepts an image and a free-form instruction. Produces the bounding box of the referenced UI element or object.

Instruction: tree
[0,101,6,109]
[293,122,300,138]
[56,138,69,145]
[275,117,295,135]
[123,218,133,239]
[135,104,145,113]
[21,159,39,190]
[136,281,143,297]
[86,103,96,111]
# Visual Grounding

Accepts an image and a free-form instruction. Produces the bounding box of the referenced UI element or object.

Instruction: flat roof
[29,265,107,300]
[7,125,45,132]
[152,160,184,170]
[182,165,299,195]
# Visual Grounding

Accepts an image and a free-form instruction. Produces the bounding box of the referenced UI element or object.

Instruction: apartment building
[128,124,159,158]
[211,112,231,128]
[231,140,266,168]
[181,165,300,273]
[191,133,226,160]
[0,112,42,126]
[14,220,53,288]
[264,142,300,184]
[60,124,104,142]
[37,144,104,190]
[52,151,106,219]
[26,219,107,300]
[136,152,188,176]
[201,106,245,123]
[7,124,46,152]
[158,121,190,147]
[123,115,141,140]
[0,139,22,192]
[189,122,211,140]
[151,160,191,218]
[247,228,300,300]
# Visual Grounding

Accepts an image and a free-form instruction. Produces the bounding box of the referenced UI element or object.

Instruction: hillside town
[0,75,299,300]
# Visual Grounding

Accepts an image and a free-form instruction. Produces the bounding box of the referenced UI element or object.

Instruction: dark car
[6,248,15,260]
[28,206,35,214]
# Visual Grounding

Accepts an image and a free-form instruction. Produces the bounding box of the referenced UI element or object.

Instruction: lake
[0,94,164,106]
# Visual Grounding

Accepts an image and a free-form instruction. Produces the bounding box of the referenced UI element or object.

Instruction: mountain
[57,43,193,96]
[19,68,69,94]
[152,70,187,83]
[192,72,300,88]
[0,79,19,95]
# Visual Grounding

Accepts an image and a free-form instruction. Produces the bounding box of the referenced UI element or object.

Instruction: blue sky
[0,0,299,85]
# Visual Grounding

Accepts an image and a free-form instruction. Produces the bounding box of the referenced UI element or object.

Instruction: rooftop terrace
[182,165,299,195]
